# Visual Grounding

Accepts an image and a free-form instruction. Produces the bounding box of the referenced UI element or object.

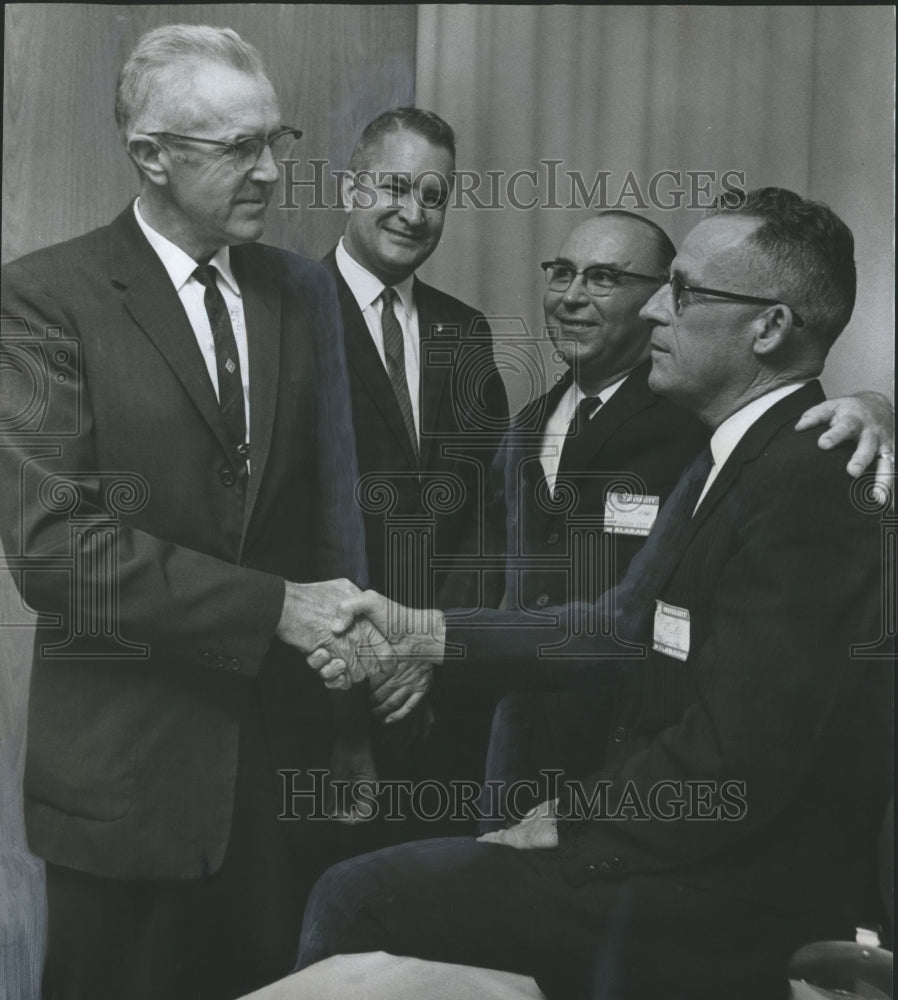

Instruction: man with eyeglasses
[0,24,377,1000]
[292,190,892,999]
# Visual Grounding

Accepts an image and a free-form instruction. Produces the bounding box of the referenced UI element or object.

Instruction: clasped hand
[304,591,446,713]
[275,578,396,689]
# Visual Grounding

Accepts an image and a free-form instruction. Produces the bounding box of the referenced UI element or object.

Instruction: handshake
[275,579,447,722]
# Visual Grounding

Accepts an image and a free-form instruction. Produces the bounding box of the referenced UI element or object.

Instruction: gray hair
[709,187,856,347]
[114,24,268,143]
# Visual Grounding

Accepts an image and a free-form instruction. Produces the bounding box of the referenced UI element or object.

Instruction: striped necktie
[380,287,418,459]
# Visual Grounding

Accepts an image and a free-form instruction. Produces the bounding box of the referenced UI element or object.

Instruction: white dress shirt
[133,200,251,439]
[540,370,633,496]
[693,382,809,512]
[335,238,421,441]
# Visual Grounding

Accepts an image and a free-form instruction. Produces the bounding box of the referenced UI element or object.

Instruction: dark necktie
[600,444,715,641]
[380,287,418,460]
[193,263,248,464]
[557,395,602,479]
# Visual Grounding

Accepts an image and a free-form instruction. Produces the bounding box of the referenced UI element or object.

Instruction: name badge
[604,493,660,536]
[653,600,691,661]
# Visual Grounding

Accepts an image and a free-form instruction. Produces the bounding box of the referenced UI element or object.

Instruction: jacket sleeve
[304,260,369,587]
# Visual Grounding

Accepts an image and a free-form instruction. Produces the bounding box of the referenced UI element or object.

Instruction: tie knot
[572,395,601,425]
[193,263,218,289]
[381,286,398,308]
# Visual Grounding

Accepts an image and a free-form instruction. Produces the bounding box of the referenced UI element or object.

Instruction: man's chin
[226,221,267,245]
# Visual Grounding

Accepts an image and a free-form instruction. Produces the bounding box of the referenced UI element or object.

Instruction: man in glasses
[0,24,374,1000]
[294,189,892,999]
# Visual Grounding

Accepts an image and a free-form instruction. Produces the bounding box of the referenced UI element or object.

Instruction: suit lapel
[109,208,235,461]
[565,362,658,473]
[232,245,281,532]
[684,381,826,546]
[323,251,419,467]
[511,371,571,495]
[416,279,453,468]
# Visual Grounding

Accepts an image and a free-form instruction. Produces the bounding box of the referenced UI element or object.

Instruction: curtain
[415,5,894,407]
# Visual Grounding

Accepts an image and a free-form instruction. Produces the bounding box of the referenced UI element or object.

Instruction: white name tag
[604,493,660,536]
[653,600,691,661]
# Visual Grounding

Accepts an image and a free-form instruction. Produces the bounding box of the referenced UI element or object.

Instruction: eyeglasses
[667,274,804,327]
[541,261,664,297]
[147,126,303,172]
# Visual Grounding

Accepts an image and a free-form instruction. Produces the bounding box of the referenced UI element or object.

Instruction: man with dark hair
[0,24,380,1000]
[327,107,507,614]
[348,107,458,173]
[296,189,893,999]
[323,107,509,811]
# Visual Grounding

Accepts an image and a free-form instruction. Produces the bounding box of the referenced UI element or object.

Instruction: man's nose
[561,273,590,306]
[397,192,424,226]
[250,143,280,184]
[639,283,669,322]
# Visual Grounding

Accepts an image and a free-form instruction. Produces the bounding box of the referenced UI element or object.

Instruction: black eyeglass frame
[146,126,303,170]
[540,260,664,297]
[666,274,805,327]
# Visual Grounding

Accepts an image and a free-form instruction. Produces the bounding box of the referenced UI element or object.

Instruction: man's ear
[340,171,357,215]
[751,305,797,358]
[127,135,170,188]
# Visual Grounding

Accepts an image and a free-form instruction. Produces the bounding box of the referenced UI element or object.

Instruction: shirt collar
[133,199,239,296]
[571,368,634,409]
[709,382,809,470]
[336,237,415,314]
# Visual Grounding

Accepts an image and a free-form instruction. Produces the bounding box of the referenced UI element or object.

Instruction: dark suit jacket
[550,383,892,919]
[500,361,707,611]
[0,207,365,879]
[323,249,508,610]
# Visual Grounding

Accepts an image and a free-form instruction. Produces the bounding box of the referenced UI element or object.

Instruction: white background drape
[416,5,894,409]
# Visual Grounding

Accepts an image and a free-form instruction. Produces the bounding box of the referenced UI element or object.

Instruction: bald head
[543,212,673,394]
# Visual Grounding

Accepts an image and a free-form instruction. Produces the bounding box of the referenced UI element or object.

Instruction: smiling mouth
[384,228,422,243]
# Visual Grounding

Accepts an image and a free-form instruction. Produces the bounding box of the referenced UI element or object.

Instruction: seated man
[297,188,893,999]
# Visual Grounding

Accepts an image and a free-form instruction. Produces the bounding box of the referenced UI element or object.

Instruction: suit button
[597,860,612,874]
[546,532,559,546]
[216,656,227,668]
[535,593,550,608]
[611,857,624,872]
[612,725,627,743]
[219,467,236,486]
[228,658,240,671]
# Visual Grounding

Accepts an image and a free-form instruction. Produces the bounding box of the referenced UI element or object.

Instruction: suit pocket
[25,654,139,822]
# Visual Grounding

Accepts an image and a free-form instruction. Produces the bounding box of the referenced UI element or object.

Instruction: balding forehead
[559,215,665,269]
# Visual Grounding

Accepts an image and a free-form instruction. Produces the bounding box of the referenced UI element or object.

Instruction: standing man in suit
[298,188,893,998]
[504,211,706,617]
[325,108,508,615]
[0,25,381,1000]
[323,108,509,796]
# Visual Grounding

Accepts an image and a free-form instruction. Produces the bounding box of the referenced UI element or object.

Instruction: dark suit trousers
[297,837,850,1000]
[42,682,331,1000]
